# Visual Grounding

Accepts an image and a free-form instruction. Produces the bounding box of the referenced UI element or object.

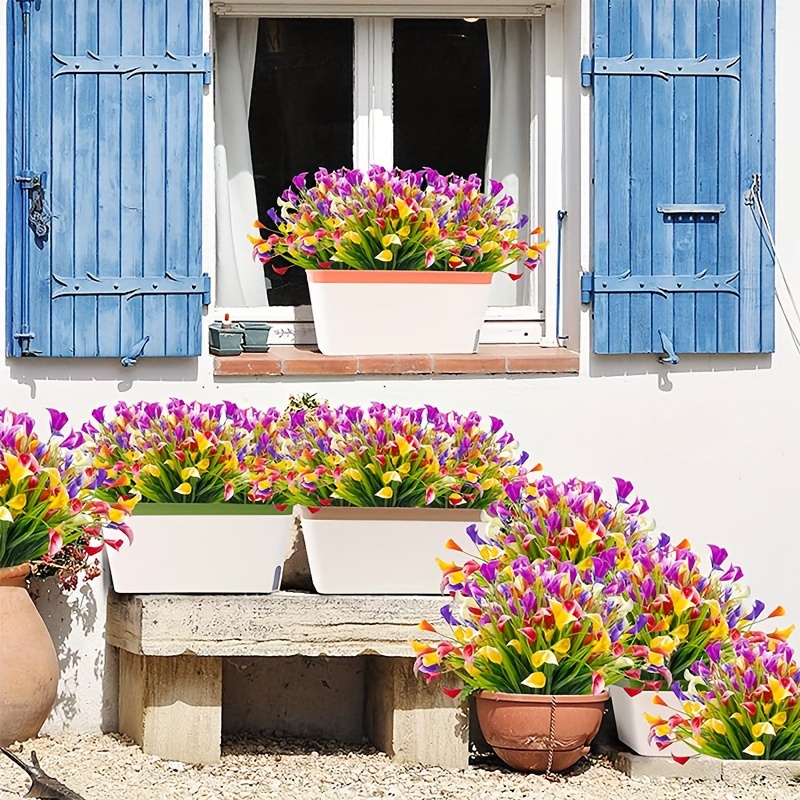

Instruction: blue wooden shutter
[7,0,209,359]
[584,0,775,356]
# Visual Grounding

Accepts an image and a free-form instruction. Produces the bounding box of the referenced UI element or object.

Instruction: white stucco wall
[1,0,798,735]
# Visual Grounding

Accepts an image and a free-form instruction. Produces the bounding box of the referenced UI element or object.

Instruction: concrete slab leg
[364,656,468,769]
[118,650,222,765]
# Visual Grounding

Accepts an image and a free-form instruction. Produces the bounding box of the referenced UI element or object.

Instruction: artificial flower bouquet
[270,402,528,509]
[0,408,133,588]
[413,552,638,699]
[250,166,547,276]
[478,475,654,579]
[83,399,284,504]
[619,538,756,690]
[649,628,798,760]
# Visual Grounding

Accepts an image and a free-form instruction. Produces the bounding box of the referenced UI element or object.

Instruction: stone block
[118,650,222,765]
[365,656,468,769]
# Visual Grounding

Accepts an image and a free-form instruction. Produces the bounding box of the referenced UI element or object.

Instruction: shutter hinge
[580,271,593,304]
[203,53,212,86]
[202,273,211,305]
[580,55,593,88]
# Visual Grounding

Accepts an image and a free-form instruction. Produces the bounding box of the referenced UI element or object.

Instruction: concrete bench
[106,591,466,768]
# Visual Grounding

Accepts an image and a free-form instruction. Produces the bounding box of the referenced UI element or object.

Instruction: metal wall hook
[657,330,680,365]
[121,336,150,367]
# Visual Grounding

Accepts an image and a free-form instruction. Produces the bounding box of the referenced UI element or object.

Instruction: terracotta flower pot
[0,564,59,746]
[475,691,609,772]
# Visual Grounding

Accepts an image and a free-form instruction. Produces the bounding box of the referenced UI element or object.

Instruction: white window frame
[212,0,567,347]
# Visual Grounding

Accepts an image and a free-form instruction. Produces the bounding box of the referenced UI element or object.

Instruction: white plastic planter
[299,506,483,594]
[106,504,294,594]
[306,270,494,355]
[610,685,696,758]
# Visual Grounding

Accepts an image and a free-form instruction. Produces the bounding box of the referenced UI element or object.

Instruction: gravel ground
[0,734,797,800]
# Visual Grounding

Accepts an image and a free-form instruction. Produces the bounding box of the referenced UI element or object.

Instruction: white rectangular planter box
[610,685,695,759]
[299,506,482,594]
[306,270,494,355]
[106,504,294,594]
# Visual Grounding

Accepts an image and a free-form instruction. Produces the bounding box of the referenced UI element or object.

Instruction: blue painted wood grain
[607,0,632,354]
[592,0,610,354]
[694,0,720,353]
[7,0,206,358]
[717,0,741,353]
[650,0,675,353]
[629,0,653,353]
[591,0,775,355]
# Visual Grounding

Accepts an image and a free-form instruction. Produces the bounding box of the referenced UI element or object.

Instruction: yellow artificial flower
[4,453,32,485]
[770,711,787,728]
[375,249,393,262]
[531,650,558,668]
[181,467,201,481]
[710,719,726,735]
[375,486,393,499]
[575,519,599,549]
[550,602,577,630]
[6,494,26,511]
[668,585,695,616]
[552,639,571,655]
[768,676,792,704]
[522,672,546,689]
[743,741,765,757]
[477,646,503,664]
[174,483,192,495]
[752,722,776,737]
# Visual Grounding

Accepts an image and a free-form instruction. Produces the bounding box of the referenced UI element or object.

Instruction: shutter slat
[187,0,204,356]
[629,0,653,353]
[120,0,147,355]
[26,0,56,354]
[694,0,721,353]
[739,0,762,353]
[97,0,123,358]
[607,0,632,354]
[73,0,100,357]
[142,0,169,358]
[592,1,610,354]
[717,0,741,353]
[672,0,698,353]
[165,0,191,358]
[589,0,774,356]
[650,0,675,353]
[760,0,776,353]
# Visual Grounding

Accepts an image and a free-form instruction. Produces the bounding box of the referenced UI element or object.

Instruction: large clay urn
[475,691,608,772]
[0,564,59,746]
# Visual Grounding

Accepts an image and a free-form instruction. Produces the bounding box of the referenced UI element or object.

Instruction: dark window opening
[392,19,490,182]
[249,19,354,306]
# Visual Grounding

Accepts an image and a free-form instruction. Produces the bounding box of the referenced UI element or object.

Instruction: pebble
[0,734,796,800]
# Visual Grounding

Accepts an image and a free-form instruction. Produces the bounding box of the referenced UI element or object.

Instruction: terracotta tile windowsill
[214,345,579,377]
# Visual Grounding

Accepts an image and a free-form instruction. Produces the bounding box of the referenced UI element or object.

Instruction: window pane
[249,19,354,306]
[392,19,490,180]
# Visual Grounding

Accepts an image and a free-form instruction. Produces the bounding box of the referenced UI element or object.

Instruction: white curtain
[214,18,269,307]
[486,19,532,306]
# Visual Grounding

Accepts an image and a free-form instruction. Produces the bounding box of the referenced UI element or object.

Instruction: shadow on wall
[588,352,772,391]
[6,357,200,399]
[30,571,118,735]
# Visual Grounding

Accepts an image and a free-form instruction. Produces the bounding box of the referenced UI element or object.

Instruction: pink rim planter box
[306,271,494,355]
[299,506,482,594]
[106,504,294,594]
